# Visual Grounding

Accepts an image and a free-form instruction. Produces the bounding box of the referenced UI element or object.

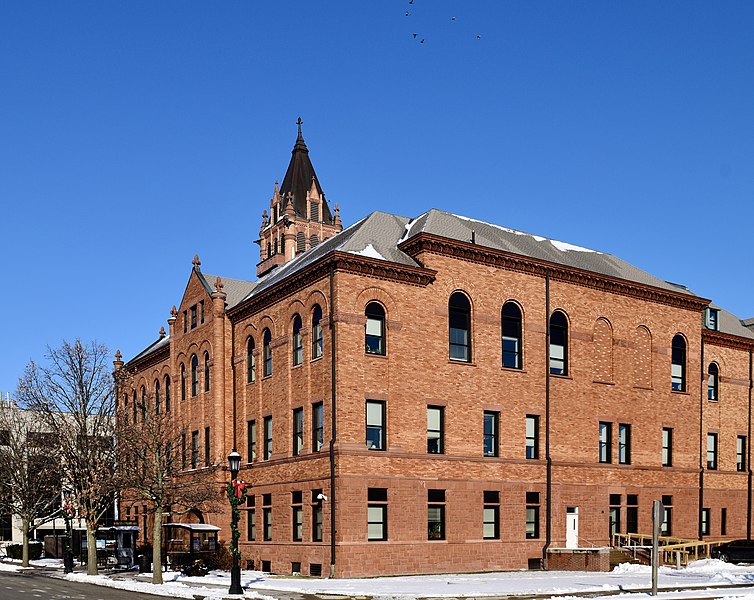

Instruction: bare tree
[0,403,62,567]
[17,340,116,576]
[115,380,219,585]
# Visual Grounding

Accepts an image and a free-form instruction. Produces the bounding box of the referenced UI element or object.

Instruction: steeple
[255,119,344,278]
[278,117,333,224]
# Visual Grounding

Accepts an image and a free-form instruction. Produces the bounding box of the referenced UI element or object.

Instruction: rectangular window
[264,416,272,460]
[190,304,197,329]
[626,494,638,534]
[312,490,323,542]
[292,408,304,456]
[204,427,210,467]
[526,492,540,539]
[428,489,445,540]
[484,411,499,457]
[526,415,539,460]
[661,495,673,536]
[366,400,386,451]
[183,310,188,333]
[368,488,388,541]
[181,433,187,470]
[247,509,255,541]
[312,402,324,452]
[705,307,719,331]
[737,435,747,472]
[662,427,673,467]
[191,430,199,469]
[292,492,303,542]
[618,423,631,465]
[200,300,205,324]
[483,491,500,539]
[707,432,718,470]
[599,422,612,463]
[701,507,710,536]
[263,494,272,541]
[609,494,621,538]
[427,406,444,454]
[721,507,727,536]
[247,420,257,463]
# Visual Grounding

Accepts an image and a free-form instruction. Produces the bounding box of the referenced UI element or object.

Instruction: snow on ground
[65,572,274,599]
[7,558,754,599]
[134,560,754,599]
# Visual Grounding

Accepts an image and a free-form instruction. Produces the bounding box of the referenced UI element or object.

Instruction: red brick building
[118,124,754,578]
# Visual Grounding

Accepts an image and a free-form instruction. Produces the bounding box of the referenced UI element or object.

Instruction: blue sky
[1,1,753,393]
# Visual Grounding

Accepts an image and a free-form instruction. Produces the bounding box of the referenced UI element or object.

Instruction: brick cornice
[228,251,436,322]
[702,329,754,351]
[399,233,710,312]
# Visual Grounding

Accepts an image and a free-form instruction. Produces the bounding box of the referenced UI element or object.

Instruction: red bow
[232,479,246,499]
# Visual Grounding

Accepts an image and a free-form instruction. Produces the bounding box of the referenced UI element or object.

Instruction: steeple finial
[192,255,201,270]
[170,305,178,318]
[159,326,166,338]
[296,116,303,139]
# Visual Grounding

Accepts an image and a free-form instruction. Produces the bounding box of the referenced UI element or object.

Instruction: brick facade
[117,129,754,578]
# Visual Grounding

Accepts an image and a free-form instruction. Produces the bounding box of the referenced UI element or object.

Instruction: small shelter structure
[163,523,220,570]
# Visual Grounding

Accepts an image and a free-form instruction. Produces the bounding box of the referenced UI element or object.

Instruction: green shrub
[5,542,43,560]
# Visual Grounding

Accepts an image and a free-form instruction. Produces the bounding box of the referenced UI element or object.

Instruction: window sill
[501,366,526,373]
[291,363,303,370]
[365,352,388,359]
[550,374,572,380]
[592,380,614,386]
[311,356,324,364]
[671,390,690,396]
[448,359,477,367]
[262,374,273,380]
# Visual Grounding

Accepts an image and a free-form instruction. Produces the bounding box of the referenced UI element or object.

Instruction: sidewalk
[5,556,754,600]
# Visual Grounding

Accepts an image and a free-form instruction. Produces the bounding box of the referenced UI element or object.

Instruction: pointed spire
[192,255,201,270]
[334,203,343,228]
[294,116,307,152]
[170,305,178,318]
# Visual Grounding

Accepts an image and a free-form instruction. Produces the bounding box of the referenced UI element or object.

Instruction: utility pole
[652,500,664,596]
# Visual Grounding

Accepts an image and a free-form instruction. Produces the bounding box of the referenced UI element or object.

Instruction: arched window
[292,315,303,366]
[365,302,386,355]
[267,242,271,258]
[155,380,161,415]
[310,234,319,248]
[204,351,210,392]
[708,363,719,401]
[449,292,471,362]
[273,239,278,255]
[549,311,568,375]
[132,391,137,423]
[671,335,686,391]
[247,337,256,383]
[297,232,306,253]
[141,386,147,420]
[312,305,323,359]
[164,376,171,413]
[191,354,199,397]
[280,235,286,256]
[501,302,523,369]
[180,363,186,401]
[263,329,272,377]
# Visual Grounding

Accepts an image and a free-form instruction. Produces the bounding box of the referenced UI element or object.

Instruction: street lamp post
[228,450,243,595]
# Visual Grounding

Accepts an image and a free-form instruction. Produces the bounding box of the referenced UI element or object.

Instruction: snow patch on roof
[349,244,385,260]
[398,211,429,243]
[550,239,598,253]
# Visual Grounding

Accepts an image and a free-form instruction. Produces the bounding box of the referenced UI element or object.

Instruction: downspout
[746,347,754,540]
[698,337,705,540]
[230,317,237,451]
[328,263,337,577]
[542,273,552,569]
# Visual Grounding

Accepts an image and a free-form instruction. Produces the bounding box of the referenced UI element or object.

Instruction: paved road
[0,569,323,600]
[0,570,162,599]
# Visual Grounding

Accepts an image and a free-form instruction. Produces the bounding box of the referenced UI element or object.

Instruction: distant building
[118,123,754,577]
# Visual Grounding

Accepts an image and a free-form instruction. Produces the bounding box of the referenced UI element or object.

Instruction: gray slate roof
[129,334,170,364]
[129,208,754,362]
[710,305,754,340]
[199,273,257,309]
[402,209,697,297]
